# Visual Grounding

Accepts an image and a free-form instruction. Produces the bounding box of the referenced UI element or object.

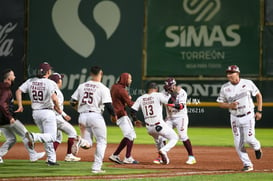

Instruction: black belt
[236,111,251,118]
[82,110,94,113]
[34,108,52,111]
[146,122,160,126]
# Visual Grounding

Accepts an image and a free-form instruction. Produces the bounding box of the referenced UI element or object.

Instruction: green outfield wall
[1,0,273,127]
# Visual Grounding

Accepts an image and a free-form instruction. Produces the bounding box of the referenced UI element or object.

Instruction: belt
[81,110,94,113]
[34,108,52,111]
[236,111,251,118]
[146,122,160,126]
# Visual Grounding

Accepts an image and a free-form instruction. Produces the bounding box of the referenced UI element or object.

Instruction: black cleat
[255,149,262,159]
[47,160,60,166]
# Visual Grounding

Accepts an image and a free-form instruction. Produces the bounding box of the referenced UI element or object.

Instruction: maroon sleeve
[120,88,134,107]
[0,88,13,121]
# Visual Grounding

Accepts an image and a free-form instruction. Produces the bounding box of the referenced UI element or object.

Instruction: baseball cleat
[65,154,81,162]
[109,154,123,164]
[255,149,262,159]
[92,169,106,174]
[186,156,197,165]
[241,166,253,172]
[30,152,46,162]
[79,138,92,149]
[123,156,139,164]
[158,150,169,165]
[153,156,163,164]
[47,160,60,166]
[25,132,34,150]
[71,136,81,155]
[0,157,3,164]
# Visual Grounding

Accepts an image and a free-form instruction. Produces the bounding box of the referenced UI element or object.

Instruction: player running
[109,72,140,164]
[16,62,62,166]
[49,73,82,162]
[70,66,117,173]
[217,65,263,172]
[0,69,45,163]
[130,82,178,164]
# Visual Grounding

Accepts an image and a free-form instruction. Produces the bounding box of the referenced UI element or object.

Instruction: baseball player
[15,62,62,166]
[109,73,141,164]
[130,82,179,164]
[48,73,82,162]
[0,69,45,163]
[70,66,117,173]
[153,78,196,165]
[216,65,263,172]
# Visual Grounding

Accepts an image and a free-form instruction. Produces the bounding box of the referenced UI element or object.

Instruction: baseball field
[0,126,272,180]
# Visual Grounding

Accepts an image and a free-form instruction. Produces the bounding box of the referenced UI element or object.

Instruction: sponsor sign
[0,0,25,89]
[146,0,260,76]
[27,0,144,99]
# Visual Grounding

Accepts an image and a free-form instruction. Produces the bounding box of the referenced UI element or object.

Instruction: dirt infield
[2,143,273,180]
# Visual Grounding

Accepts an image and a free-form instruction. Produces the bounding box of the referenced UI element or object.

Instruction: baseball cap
[147,82,158,90]
[38,62,52,73]
[49,73,64,83]
[226,65,240,73]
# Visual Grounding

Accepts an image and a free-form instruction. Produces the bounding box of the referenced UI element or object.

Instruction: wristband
[256,110,262,113]
[62,112,67,117]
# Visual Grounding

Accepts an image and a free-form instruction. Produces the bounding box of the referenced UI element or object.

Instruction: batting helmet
[164,77,176,92]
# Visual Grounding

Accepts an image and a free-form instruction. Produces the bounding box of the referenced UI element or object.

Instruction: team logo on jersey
[52,0,120,58]
[183,0,220,22]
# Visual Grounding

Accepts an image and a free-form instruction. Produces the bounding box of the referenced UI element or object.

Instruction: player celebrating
[16,62,62,166]
[109,73,140,164]
[70,66,117,173]
[0,69,45,163]
[48,73,82,162]
[130,82,178,164]
[153,78,196,165]
[217,65,263,172]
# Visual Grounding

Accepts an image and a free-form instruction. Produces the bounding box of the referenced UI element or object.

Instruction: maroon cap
[226,65,240,73]
[49,73,64,83]
[38,62,52,73]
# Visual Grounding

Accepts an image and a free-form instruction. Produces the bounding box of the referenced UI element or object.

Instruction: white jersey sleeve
[216,79,259,116]
[71,80,112,113]
[19,77,57,110]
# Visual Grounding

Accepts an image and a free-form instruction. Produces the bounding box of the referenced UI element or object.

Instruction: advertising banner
[146,0,260,77]
[0,0,25,90]
[27,0,144,99]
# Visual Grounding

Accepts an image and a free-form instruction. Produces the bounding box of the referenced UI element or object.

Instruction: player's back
[134,92,168,124]
[73,80,111,113]
[19,77,57,110]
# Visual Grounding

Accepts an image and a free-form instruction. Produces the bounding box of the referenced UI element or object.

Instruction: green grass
[121,173,273,181]
[2,126,272,147]
[0,126,272,180]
